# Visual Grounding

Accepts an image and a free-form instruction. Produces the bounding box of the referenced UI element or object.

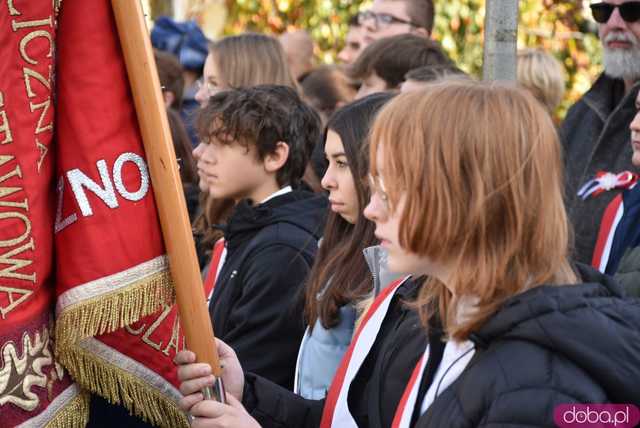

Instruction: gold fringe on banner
[55,269,174,352]
[59,347,189,428]
[45,390,90,428]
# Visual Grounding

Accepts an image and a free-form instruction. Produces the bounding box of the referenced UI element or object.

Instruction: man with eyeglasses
[561,0,640,266]
[339,0,433,66]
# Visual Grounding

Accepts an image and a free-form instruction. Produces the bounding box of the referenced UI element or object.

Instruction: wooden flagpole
[110,0,225,401]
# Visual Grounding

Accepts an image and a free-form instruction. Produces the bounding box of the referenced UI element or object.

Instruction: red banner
[53,1,191,426]
[0,1,87,427]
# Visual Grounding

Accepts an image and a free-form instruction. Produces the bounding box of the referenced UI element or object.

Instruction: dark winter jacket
[560,74,640,265]
[615,247,640,297]
[208,190,326,390]
[241,279,427,427]
[415,264,640,428]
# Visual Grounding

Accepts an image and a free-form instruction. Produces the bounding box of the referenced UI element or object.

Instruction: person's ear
[163,91,176,108]
[264,141,290,174]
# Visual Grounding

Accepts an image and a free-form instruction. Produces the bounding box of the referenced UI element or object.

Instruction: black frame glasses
[357,10,417,29]
[590,2,640,24]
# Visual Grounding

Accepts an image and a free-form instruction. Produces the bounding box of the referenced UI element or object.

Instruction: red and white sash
[391,349,429,428]
[204,238,227,301]
[320,276,410,428]
[591,194,625,272]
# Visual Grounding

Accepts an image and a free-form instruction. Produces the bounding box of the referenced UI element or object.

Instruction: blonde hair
[517,49,565,114]
[369,80,576,341]
[210,33,298,91]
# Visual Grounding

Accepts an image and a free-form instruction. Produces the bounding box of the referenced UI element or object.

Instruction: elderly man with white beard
[561,0,640,266]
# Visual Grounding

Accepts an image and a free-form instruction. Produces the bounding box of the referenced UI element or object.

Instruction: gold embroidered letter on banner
[0,163,22,184]
[0,211,30,248]
[124,323,146,336]
[0,186,21,200]
[17,30,53,66]
[23,67,50,98]
[0,238,35,282]
[141,305,172,351]
[162,316,182,356]
[0,286,32,319]
[6,0,20,16]
[29,98,52,134]
[0,93,13,146]
[0,198,28,211]
[0,154,14,167]
[11,16,51,31]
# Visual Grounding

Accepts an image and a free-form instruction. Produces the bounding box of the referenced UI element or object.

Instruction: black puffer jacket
[208,190,326,390]
[415,264,640,428]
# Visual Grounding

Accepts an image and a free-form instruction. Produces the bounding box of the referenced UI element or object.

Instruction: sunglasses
[590,2,640,24]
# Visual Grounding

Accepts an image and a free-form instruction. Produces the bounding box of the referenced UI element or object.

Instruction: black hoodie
[416,264,640,427]
[208,189,326,391]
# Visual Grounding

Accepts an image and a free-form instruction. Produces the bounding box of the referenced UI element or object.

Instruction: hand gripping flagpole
[110,0,226,403]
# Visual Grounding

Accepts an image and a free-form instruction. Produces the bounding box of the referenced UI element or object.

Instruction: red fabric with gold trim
[0,1,86,427]
[53,1,191,426]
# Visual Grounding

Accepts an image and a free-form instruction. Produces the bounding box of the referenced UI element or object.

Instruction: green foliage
[223,0,603,118]
[225,0,364,63]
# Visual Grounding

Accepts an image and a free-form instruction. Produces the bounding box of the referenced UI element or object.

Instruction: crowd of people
[95,0,640,426]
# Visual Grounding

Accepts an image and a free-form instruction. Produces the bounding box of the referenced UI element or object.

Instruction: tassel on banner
[55,268,174,352]
[45,392,90,428]
[58,345,188,428]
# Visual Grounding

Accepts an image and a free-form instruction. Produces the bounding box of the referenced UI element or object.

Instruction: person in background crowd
[155,49,185,109]
[359,0,434,48]
[349,34,454,99]
[195,33,298,107]
[279,29,316,81]
[338,16,365,65]
[192,85,326,391]
[561,0,640,265]
[301,66,357,125]
[151,17,209,93]
[516,48,566,117]
[362,80,640,427]
[166,107,206,268]
[167,106,208,270]
[151,16,209,146]
[339,0,435,70]
[166,108,199,221]
[192,32,300,263]
[300,66,357,192]
[582,89,640,297]
[297,93,399,400]
[400,63,468,92]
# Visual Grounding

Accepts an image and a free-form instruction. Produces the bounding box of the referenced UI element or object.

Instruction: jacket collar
[363,245,404,297]
[582,74,627,123]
